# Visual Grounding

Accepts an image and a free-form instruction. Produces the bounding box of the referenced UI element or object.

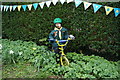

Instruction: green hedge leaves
[2,2,120,56]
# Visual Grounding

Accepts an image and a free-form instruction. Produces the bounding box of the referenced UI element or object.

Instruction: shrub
[2,2,120,56]
[1,39,56,66]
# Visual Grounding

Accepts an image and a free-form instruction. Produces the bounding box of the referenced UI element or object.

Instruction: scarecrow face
[55,23,61,29]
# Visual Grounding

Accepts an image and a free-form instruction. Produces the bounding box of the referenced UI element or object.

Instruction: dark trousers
[52,43,66,64]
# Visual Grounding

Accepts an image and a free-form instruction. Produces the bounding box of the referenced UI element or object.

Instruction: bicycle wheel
[60,56,69,66]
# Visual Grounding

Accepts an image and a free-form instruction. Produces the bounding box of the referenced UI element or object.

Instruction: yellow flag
[27,4,32,11]
[9,6,12,12]
[104,6,113,15]
[17,5,21,11]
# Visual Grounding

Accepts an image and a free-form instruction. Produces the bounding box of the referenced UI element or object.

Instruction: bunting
[17,5,22,11]
[9,6,12,12]
[83,2,92,10]
[33,3,38,10]
[4,6,6,11]
[60,0,66,4]
[13,5,17,11]
[6,6,9,11]
[52,0,58,5]
[27,4,32,11]
[93,4,102,13]
[1,1,119,17]
[114,8,120,17]
[46,1,51,7]
[39,2,45,9]
[67,0,74,3]
[104,6,113,15]
[0,5,3,11]
[22,5,27,11]
[75,0,82,8]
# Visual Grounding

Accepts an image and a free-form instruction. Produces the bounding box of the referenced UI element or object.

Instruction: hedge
[2,2,120,57]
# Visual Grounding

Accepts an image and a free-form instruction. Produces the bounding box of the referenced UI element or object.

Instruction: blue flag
[75,0,82,8]
[33,3,38,10]
[22,5,27,11]
[114,8,120,17]
[6,5,9,11]
[93,4,102,13]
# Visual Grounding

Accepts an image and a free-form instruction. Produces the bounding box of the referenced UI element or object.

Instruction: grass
[2,62,54,78]
[0,55,2,80]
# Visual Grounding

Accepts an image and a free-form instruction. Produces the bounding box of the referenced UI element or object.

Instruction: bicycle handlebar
[48,39,68,43]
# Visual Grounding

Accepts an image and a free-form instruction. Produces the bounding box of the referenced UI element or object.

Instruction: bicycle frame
[56,40,68,56]
[49,38,71,66]
[56,38,71,66]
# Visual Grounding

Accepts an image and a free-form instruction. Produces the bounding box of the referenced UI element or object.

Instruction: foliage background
[2,2,120,59]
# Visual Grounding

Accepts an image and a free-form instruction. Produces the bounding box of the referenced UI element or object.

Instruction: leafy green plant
[1,39,56,66]
[2,39,120,78]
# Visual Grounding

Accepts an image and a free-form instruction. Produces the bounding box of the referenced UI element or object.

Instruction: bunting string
[0,0,119,17]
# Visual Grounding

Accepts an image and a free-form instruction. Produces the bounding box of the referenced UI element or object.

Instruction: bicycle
[49,38,71,66]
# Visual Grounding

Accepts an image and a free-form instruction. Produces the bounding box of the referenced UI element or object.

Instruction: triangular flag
[60,0,66,4]
[83,2,92,10]
[4,6,6,11]
[17,5,22,11]
[46,1,51,7]
[75,0,82,8]
[67,0,74,3]
[6,6,9,11]
[13,5,17,11]
[114,8,120,17]
[93,4,102,13]
[39,2,45,9]
[104,6,113,15]
[22,5,27,11]
[33,3,38,10]
[27,4,32,11]
[9,6,12,12]
[0,5,3,11]
[52,0,58,5]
